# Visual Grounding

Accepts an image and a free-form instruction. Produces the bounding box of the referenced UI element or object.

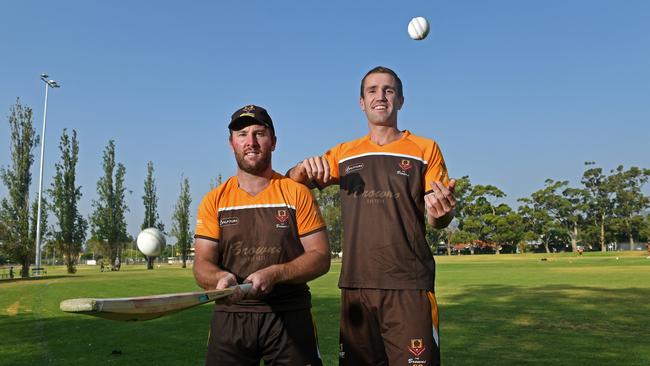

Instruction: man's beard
[234,150,272,175]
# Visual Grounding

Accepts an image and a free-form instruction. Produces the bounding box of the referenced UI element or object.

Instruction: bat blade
[60,283,251,321]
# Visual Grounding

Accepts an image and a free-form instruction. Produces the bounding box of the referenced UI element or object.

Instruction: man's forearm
[193,257,229,290]
[429,209,455,229]
[272,249,331,285]
[286,163,310,185]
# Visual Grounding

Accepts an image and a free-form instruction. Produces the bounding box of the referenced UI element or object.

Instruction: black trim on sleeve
[299,226,327,238]
[194,234,219,243]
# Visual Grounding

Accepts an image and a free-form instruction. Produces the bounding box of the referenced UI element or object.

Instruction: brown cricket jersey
[323,130,449,290]
[194,171,326,312]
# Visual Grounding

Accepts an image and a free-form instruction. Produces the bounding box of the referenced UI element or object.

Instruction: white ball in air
[408,16,430,40]
[137,228,165,257]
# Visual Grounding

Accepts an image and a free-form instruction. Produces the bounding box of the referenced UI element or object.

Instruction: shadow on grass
[0,275,69,284]
[4,285,647,366]
[441,284,650,366]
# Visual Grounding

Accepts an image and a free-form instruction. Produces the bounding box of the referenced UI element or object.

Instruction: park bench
[31,267,47,276]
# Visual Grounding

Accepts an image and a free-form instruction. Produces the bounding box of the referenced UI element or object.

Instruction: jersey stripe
[338,152,428,165]
[218,203,296,212]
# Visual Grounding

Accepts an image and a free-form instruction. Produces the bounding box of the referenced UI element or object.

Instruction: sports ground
[2,252,649,366]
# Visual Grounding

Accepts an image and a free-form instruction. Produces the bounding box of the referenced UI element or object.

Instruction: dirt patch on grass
[6,301,20,316]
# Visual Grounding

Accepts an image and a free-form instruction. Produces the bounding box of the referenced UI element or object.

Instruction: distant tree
[90,140,130,264]
[609,165,650,250]
[171,176,192,268]
[520,179,587,253]
[492,211,526,253]
[581,162,616,252]
[442,176,472,255]
[0,98,39,277]
[142,161,164,231]
[142,161,164,269]
[519,195,557,253]
[313,186,342,255]
[639,214,650,244]
[462,184,510,254]
[49,129,87,273]
[209,174,223,190]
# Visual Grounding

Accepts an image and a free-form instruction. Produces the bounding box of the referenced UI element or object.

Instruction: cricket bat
[59,283,252,321]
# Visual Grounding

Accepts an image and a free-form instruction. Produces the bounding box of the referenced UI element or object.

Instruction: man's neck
[367,124,403,146]
[237,168,274,196]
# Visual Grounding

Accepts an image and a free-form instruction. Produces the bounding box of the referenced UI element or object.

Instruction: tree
[0,98,39,277]
[142,161,164,231]
[609,165,650,250]
[313,186,342,255]
[90,140,130,264]
[581,162,616,252]
[462,184,511,254]
[49,129,87,273]
[442,176,472,255]
[171,176,192,268]
[142,161,164,269]
[520,179,587,253]
[209,174,223,190]
[519,195,558,254]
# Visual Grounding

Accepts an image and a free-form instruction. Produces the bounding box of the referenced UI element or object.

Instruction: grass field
[2,252,650,365]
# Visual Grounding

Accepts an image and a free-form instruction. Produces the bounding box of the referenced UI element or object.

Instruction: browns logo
[399,159,412,171]
[275,209,289,223]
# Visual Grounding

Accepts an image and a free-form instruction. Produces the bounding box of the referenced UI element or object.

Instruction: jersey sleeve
[294,184,326,237]
[194,192,220,242]
[322,143,342,179]
[424,142,450,195]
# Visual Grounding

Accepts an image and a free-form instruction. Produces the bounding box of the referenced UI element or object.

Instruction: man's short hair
[360,66,403,99]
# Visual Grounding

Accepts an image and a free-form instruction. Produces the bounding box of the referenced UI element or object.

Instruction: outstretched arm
[244,229,331,297]
[287,156,337,188]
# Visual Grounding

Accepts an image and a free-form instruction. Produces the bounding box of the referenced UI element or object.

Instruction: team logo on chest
[275,209,289,228]
[397,159,412,177]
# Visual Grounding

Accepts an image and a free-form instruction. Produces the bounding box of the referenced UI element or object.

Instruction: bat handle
[236,283,253,294]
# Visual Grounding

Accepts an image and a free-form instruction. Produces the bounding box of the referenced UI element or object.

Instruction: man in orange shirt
[194,105,330,365]
[288,66,456,366]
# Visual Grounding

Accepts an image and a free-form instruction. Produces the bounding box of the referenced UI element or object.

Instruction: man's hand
[244,265,281,298]
[215,271,238,290]
[288,156,332,186]
[425,179,456,228]
[213,271,246,304]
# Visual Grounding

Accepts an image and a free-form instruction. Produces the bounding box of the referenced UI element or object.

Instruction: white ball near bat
[137,228,165,257]
[408,16,430,40]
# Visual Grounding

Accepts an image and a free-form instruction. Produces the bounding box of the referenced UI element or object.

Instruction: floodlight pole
[34,74,60,276]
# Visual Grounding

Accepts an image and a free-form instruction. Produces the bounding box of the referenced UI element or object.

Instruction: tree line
[0,99,194,277]
[313,165,650,257]
[2,99,649,277]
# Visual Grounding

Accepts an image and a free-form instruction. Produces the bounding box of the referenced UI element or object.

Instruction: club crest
[399,159,412,171]
[408,338,426,357]
[275,209,289,223]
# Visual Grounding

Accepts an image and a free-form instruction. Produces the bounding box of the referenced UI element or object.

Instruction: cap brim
[229,116,271,131]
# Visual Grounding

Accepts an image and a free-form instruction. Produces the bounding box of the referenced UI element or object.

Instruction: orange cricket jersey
[195,172,325,311]
[323,130,449,290]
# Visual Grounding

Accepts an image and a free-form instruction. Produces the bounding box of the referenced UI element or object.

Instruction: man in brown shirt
[194,105,331,365]
[288,67,456,365]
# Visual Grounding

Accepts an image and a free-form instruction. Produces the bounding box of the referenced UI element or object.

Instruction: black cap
[228,105,274,133]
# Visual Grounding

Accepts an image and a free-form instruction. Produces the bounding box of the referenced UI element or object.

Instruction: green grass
[2,252,650,365]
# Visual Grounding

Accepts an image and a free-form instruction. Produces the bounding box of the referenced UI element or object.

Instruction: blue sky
[1,1,649,241]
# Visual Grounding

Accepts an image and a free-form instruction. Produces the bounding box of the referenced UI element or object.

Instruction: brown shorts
[339,288,440,366]
[206,309,322,366]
